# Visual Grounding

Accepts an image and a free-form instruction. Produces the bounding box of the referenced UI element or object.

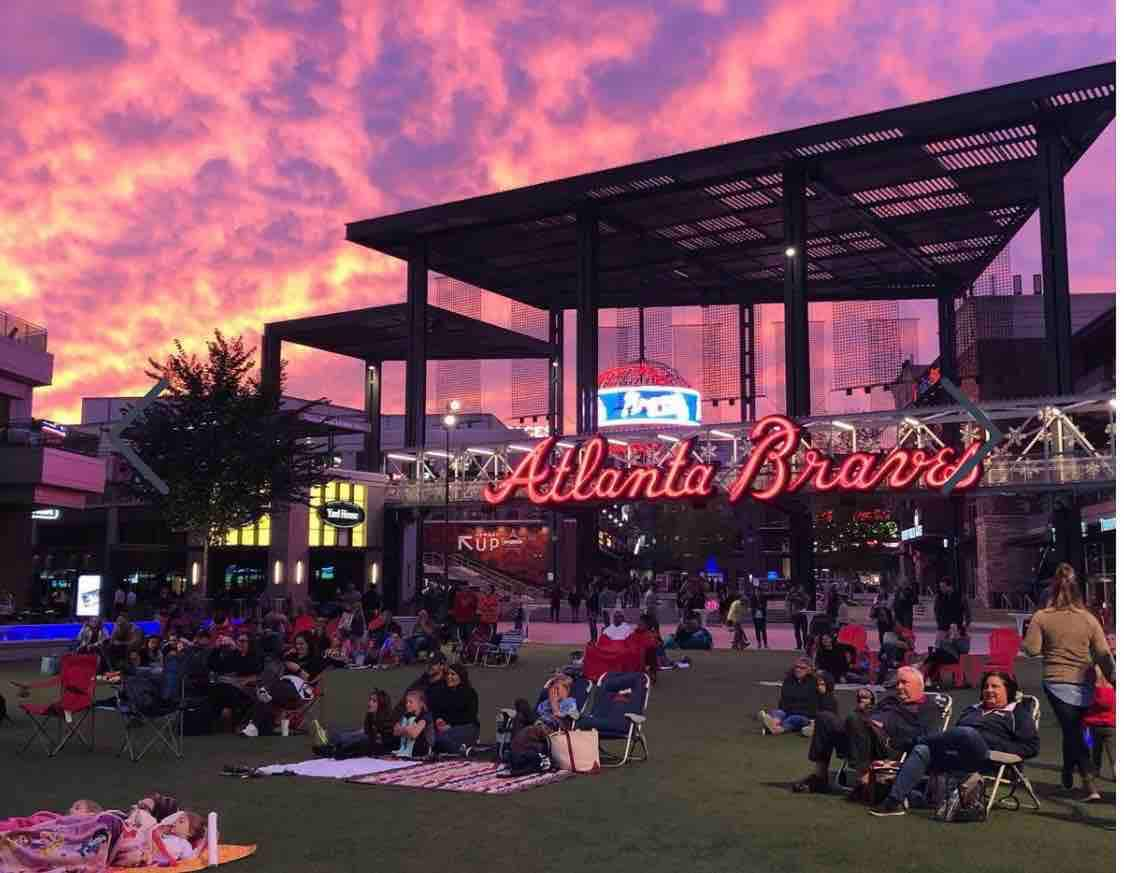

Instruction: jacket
[1083,685,1115,728]
[777,674,820,718]
[934,592,966,626]
[1022,606,1115,684]
[956,700,1039,759]
[872,695,940,752]
[815,644,853,683]
[429,684,480,728]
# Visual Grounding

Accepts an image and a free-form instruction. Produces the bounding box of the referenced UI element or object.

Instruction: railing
[0,310,47,352]
[0,419,102,456]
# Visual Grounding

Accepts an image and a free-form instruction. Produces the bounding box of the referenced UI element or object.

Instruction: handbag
[548,726,600,773]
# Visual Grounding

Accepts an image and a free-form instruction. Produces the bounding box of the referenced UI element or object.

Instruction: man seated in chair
[600,610,635,641]
[792,666,938,798]
[665,612,713,651]
[870,671,1039,817]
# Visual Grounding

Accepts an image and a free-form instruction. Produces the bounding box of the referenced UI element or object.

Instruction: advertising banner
[76,574,102,617]
[423,521,550,586]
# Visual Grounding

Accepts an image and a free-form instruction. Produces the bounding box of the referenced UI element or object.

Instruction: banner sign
[484,414,983,507]
[597,385,700,428]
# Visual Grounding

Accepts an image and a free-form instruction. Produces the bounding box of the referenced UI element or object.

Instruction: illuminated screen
[597,385,701,428]
[76,575,102,617]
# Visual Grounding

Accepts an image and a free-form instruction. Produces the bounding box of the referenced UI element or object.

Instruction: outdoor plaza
[0,63,1117,873]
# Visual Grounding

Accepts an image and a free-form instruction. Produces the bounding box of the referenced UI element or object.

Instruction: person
[460,622,495,663]
[598,584,616,633]
[75,616,107,662]
[1084,664,1115,779]
[870,671,1040,817]
[476,586,500,637]
[404,609,439,663]
[549,586,562,623]
[311,688,396,759]
[786,585,808,651]
[919,627,970,689]
[792,666,938,797]
[759,657,819,735]
[825,584,841,627]
[376,629,406,666]
[407,652,448,701]
[141,635,164,668]
[392,688,435,758]
[747,584,769,649]
[643,584,659,620]
[536,673,579,730]
[665,612,713,650]
[336,600,366,654]
[428,663,480,754]
[877,623,916,683]
[933,578,970,642]
[113,586,126,614]
[585,583,600,643]
[636,613,671,679]
[107,613,142,670]
[815,669,839,716]
[291,604,316,639]
[362,584,382,620]
[567,587,582,623]
[601,610,635,641]
[726,590,749,651]
[870,594,894,648]
[1022,562,1115,800]
[813,633,854,685]
[451,585,478,645]
[208,631,263,730]
[243,632,325,737]
[893,582,917,630]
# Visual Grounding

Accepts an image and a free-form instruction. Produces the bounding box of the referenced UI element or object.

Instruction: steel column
[260,327,282,397]
[576,210,600,434]
[363,359,382,471]
[783,163,810,418]
[1037,129,1073,395]
[404,239,429,450]
[938,294,959,385]
[637,307,646,361]
[739,303,756,422]
[548,307,564,437]
[790,509,814,604]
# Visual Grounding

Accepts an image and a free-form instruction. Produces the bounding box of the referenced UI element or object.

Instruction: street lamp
[442,402,459,584]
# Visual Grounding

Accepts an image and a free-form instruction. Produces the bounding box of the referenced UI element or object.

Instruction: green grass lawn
[0,648,1114,873]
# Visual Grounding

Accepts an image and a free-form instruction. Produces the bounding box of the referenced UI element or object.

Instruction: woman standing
[1022,563,1115,800]
[747,584,769,649]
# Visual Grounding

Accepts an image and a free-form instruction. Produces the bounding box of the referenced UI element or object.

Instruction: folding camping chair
[276,675,324,733]
[982,628,1021,675]
[837,624,875,681]
[12,654,98,757]
[982,693,1042,815]
[577,672,651,768]
[481,631,526,667]
[837,691,952,788]
[117,671,186,763]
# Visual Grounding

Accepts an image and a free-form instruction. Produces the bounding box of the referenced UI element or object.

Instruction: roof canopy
[347,63,1114,310]
[265,303,554,362]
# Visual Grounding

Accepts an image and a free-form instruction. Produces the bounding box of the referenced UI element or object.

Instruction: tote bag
[548,727,600,773]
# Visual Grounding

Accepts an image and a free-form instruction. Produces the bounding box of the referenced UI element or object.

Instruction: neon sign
[483,415,983,507]
[597,385,700,428]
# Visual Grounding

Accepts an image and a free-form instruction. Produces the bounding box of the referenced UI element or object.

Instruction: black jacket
[815,644,854,683]
[955,700,1039,759]
[934,592,965,626]
[778,674,820,718]
[872,695,941,752]
[429,684,480,727]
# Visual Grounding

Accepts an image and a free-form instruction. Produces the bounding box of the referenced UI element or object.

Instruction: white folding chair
[982,693,1042,814]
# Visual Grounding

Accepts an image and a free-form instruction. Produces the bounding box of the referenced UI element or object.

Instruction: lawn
[0,647,1114,873]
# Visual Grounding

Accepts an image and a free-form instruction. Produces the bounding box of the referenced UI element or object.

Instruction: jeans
[434,722,480,753]
[769,710,811,732]
[753,617,768,648]
[888,727,990,803]
[791,614,807,650]
[1045,685,1092,779]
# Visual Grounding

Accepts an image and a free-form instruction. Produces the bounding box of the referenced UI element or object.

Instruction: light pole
[442,401,460,584]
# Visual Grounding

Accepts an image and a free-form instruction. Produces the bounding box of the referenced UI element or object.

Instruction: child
[535,675,579,730]
[68,799,104,816]
[1084,665,1115,778]
[726,593,749,651]
[377,631,406,667]
[391,689,434,758]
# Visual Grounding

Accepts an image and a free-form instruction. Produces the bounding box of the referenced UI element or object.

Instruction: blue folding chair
[577,672,650,768]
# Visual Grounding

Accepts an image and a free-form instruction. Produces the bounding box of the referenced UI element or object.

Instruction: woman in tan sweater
[1022,563,1115,800]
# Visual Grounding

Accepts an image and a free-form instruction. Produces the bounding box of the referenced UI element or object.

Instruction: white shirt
[602,623,635,641]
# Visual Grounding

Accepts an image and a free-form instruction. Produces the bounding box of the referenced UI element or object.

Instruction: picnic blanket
[348,759,572,795]
[0,812,121,872]
[257,757,418,779]
[109,844,257,872]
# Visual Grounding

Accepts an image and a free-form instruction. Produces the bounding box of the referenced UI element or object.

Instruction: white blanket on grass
[258,757,420,779]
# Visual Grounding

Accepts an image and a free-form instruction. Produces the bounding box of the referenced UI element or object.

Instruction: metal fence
[0,310,47,352]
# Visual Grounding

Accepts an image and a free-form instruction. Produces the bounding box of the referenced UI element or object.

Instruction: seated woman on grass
[812,633,855,685]
[869,671,1040,817]
[405,609,440,663]
[392,688,435,758]
[759,657,819,735]
[430,663,480,754]
[665,612,713,651]
[311,688,396,759]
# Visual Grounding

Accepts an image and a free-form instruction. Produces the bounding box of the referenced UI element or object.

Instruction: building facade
[431,276,483,412]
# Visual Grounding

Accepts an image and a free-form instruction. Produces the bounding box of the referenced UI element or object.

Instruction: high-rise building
[431,276,482,412]
[509,301,549,422]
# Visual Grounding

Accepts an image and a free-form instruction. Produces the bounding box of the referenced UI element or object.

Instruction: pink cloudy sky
[1,0,1114,427]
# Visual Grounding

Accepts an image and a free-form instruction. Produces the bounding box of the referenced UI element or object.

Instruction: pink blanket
[0,812,122,873]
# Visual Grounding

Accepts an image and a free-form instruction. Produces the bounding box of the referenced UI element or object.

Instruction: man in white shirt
[601,610,635,641]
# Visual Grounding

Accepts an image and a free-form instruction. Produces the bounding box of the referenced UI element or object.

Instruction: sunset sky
[2,0,1114,427]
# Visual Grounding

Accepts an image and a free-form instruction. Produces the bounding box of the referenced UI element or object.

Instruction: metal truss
[383,393,1115,506]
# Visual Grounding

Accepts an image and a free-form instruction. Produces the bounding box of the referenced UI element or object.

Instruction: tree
[124,331,330,590]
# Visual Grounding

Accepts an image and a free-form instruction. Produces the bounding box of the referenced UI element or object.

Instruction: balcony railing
[0,310,47,352]
[0,419,101,457]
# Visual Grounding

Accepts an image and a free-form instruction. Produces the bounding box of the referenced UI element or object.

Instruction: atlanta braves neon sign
[482,415,983,507]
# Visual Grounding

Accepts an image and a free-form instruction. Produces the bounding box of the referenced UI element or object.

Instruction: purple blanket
[0,812,122,873]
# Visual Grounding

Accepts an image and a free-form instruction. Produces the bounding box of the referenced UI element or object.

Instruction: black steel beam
[739,303,756,422]
[938,294,959,385]
[404,239,428,449]
[576,210,600,434]
[260,326,282,397]
[363,359,381,471]
[1037,128,1074,395]
[783,163,811,418]
[549,307,564,436]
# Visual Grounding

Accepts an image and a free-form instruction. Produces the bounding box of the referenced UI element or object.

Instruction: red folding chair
[11,654,98,757]
[983,628,1022,675]
[837,624,874,680]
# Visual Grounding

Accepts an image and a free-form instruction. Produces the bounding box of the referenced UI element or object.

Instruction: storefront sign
[597,385,700,428]
[318,501,365,528]
[901,525,924,541]
[483,415,983,507]
[31,508,61,521]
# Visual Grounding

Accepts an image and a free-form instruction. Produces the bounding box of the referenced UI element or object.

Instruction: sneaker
[240,723,259,738]
[869,798,906,817]
[310,719,329,748]
[538,754,552,772]
[800,723,815,738]
[792,774,829,794]
[758,710,782,735]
